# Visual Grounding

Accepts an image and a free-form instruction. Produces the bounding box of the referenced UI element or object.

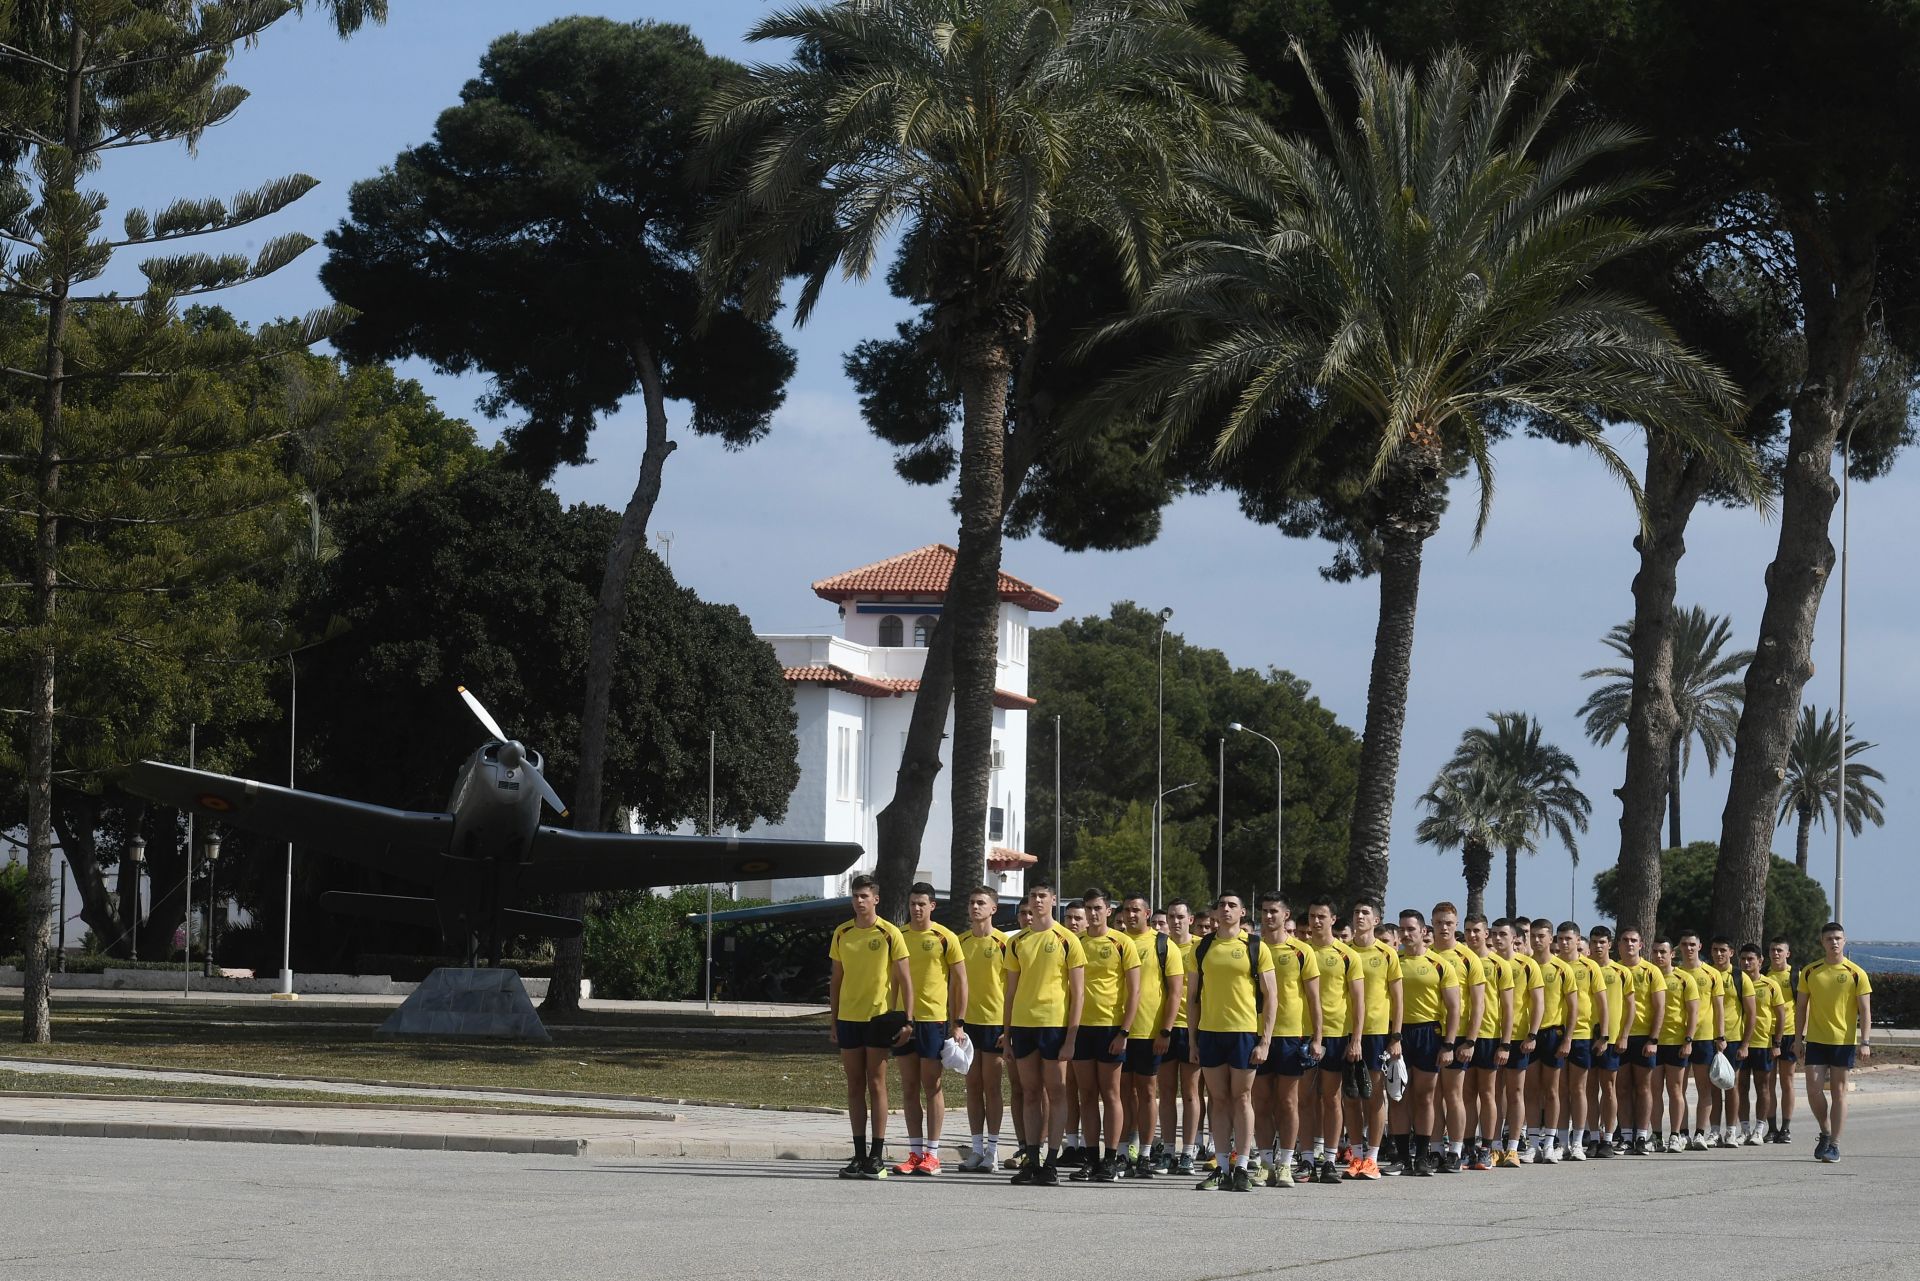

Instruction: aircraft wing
[517,828,862,894]
[122,760,453,882]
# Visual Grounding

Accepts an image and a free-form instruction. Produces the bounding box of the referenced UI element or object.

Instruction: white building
[740,544,1061,902]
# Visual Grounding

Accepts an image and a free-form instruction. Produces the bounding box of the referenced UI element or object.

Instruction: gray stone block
[376,968,552,1043]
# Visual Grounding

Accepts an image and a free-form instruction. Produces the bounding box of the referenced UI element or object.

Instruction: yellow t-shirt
[1356,938,1403,1035]
[1079,929,1142,1028]
[1717,964,1751,1041]
[1443,943,1487,1029]
[1658,965,1699,1045]
[1006,921,1087,1027]
[1311,938,1364,1038]
[829,917,908,1021]
[959,928,1009,1026]
[1125,929,1184,1040]
[1680,963,1724,1038]
[1269,936,1321,1037]
[1602,959,1632,1043]
[1629,958,1668,1037]
[1570,956,1607,1039]
[1798,957,1873,1045]
[1747,969,1780,1043]
[1195,932,1276,1034]
[1171,937,1201,1028]
[1510,954,1546,1032]
[1400,950,1460,1027]
[1538,954,1576,1030]
[1770,963,1798,1036]
[901,921,965,1022]
[1477,951,1516,1039]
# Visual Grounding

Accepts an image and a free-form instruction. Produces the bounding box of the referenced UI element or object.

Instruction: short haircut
[1556,920,1579,936]
[1463,912,1488,928]
[1740,942,1763,957]
[1710,935,1733,949]
[1399,908,1427,927]
[1123,891,1150,907]
[1064,899,1084,912]
[1213,892,1243,910]
[1821,921,1844,935]
[909,881,937,900]
[1678,928,1701,943]
[1490,917,1511,933]
[1432,901,1459,918]
[1654,936,1674,950]
[850,873,879,894]
[1306,898,1335,916]
[1081,886,1109,906]
[1530,917,1554,932]
[1350,900,1380,919]
[1589,925,1613,941]
[1769,935,1791,948]
[969,885,997,901]
[1257,891,1288,910]
[1027,879,1056,898]
[1166,898,1190,913]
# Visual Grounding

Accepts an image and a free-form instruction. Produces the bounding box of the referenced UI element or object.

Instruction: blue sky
[89,2,1918,939]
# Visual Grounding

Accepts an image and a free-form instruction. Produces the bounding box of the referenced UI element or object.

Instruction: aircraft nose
[499,741,525,771]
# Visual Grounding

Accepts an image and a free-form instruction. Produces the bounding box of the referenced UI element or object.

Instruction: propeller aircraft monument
[122,687,860,1039]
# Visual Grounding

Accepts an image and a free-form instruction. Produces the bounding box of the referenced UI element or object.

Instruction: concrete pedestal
[376,967,552,1043]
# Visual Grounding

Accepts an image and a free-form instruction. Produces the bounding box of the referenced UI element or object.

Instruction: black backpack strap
[1156,932,1168,980]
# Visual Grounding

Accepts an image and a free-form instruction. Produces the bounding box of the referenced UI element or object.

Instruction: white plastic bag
[941,1031,974,1075]
[1708,1050,1736,1091]
[1384,1054,1409,1101]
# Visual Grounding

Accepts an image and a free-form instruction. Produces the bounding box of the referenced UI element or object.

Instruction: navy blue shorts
[836,1015,903,1050]
[1804,1041,1858,1069]
[1626,1035,1655,1064]
[1506,1040,1532,1071]
[1257,1035,1313,1077]
[1656,1043,1689,1069]
[1564,1037,1593,1070]
[1360,1032,1393,1071]
[1010,1026,1069,1061]
[1321,1040,1359,1073]
[1197,1030,1258,1070]
[891,1019,949,1059]
[1401,1023,1441,1073]
[1472,1037,1504,1070]
[1779,1036,1798,1064]
[1074,1024,1126,1064]
[1446,1033,1474,1071]
[1742,1047,1774,1073]
[1688,1040,1716,1067]
[1596,1045,1622,1071]
[1535,1026,1565,1067]
[964,1022,1004,1055]
[1162,1028,1191,1065]
[1123,1038,1162,1076]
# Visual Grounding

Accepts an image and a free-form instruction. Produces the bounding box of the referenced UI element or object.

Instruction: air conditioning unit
[991,748,1006,770]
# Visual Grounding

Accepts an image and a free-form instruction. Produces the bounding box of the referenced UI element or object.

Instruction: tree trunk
[1612,439,1708,940]
[1666,734,1683,850]
[874,613,954,920]
[1504,845,1518,922]
[1344,445,1443,911]
[1463,840,1491,921]
[22,23,87,1044]
[1795,805,1811,874]
[945,327,1015,920]
[546,335,676,1016]
[1712,222,1875,943]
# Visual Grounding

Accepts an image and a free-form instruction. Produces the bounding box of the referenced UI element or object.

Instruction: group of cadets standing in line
[827,873,1875,1184]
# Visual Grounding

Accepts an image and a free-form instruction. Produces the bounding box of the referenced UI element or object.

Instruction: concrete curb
[0,1117,592,1156]
[0,1090,677,1122]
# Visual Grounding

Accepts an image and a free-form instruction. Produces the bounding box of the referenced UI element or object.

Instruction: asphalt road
[6,1107,1916,1281]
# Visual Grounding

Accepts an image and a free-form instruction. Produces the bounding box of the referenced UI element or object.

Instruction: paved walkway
[0,985,826,1017]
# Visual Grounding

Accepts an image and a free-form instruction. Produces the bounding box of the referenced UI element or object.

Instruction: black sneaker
[1034,1160,1060,1186]
[1069,1160,1094,1182]
[1314,1159,1341,1185]
[1438,1149,1461,1173]
[1827,1140,1841,1164]
[1776,1126,1793,1145]
[1057,1147,1084,1169]
[1091,1154,1121,1183]
[1229,1166,1252,1192]
[838,1155,866,1179]
[858,1156,888,1180]
[1010,1154,1038,1185]
[1132,1156,1155,1179]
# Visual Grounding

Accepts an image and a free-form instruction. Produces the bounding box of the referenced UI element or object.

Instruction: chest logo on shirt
[921,938,937,952]
[1096,944,1113,960]
[1043,940,1056,954]
[868,939,881,951]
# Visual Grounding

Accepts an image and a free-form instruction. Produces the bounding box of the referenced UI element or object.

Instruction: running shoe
[1814,1133,1833,1162]
[859,1157,889,1180]
[1196,1167,1224,1191]
[1352,1157,1382,1180]
[838,1155,866,1179]
[1272,1161,1294,1188]
[1091,1154,1121,1183]
[1150,1140,1169,1170]
[1034,1160,1060,1186]
[1468,1148,1492,1172]
[915,1154,941,1176]
[1442,1149,1464,1173]
[1176,1152,1196,1176]
[1827,1140,1841,1163]
[1314,1159,1341,1185]
[1713,1131,1739,1149]
[1228,1166,1253,1191]
[1564,1143,1585,1162]
[1010,1156,1038,1185]
[893,1152,925,1176]
[1129,1155,1155,1179]
[1688,1132,1709,1152]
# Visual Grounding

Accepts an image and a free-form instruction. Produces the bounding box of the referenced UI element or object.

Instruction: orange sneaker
[915,1154,941,1176]
[893,1152,925,1176]
[1354,1157,1381,1179]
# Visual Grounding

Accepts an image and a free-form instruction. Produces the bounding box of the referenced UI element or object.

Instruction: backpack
[1193,932,1265,1014]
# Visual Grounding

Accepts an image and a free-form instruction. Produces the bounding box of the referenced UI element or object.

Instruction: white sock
[1556,1128,1569,1146]
[970,1133,983,1156]
[1313,1139,1326,1160]
[1366,1144,1381,1161]
[908,1137,923,1157]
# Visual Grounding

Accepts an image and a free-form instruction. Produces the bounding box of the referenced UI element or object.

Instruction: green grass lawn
[0,1001,975,1111]
[0,1068,629,1115]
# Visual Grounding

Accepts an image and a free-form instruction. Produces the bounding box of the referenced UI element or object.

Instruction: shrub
[1866,972,1920,1028]
[1592,842,1829,958]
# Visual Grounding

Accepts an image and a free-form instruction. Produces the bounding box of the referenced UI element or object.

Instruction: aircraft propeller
[457,685,570,818]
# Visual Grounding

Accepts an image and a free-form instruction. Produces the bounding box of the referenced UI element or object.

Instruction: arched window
[877,615,903,646]
[913,615,938,647]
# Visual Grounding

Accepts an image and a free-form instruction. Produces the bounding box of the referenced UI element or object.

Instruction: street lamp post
[279,653,296,998]
[1154,607,1173,905]
[1154,781,1200,902]
[1216,737,1226,897]
[202,832,221,978]
[1835,429,1852,925]
[125,835,145,963]
[1228,723,1283,894]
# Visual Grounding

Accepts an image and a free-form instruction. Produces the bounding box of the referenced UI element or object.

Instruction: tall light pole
[1154,781,1200,903]
[276,653,296,999]
[1154,607,1173,906]
[1229,723,1283,894]
[705,728,716,1009]
[1835,428,1852,925]
[1053,714,1062,910]
[202,831,222,979]
[125,834,145,963]
[1216,737,1226,897]
[183,723,195,997]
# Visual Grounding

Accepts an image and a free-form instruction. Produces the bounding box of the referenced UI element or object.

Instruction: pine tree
[0,0,384,1044]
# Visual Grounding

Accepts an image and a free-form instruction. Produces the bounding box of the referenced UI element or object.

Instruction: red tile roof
[812,544,1061,612]
[988,846,1039,871]
[782,668,1036,710]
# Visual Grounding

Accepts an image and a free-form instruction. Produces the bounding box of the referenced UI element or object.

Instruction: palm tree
[1084,41,1757,911]
[1444,712,1591,920]
[697,0,1239,904]
[1578,606,1751,847]
[1776,707,1886,873]
[1415,762,1517,920]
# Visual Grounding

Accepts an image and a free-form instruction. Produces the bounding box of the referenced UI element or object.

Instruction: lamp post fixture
[125,835,146,963]
[1154,780,1200,902]
[1154,607,1173,905]
[202,831,221,979]
[1835,427,1852,925]
[1228,723,1283,894]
